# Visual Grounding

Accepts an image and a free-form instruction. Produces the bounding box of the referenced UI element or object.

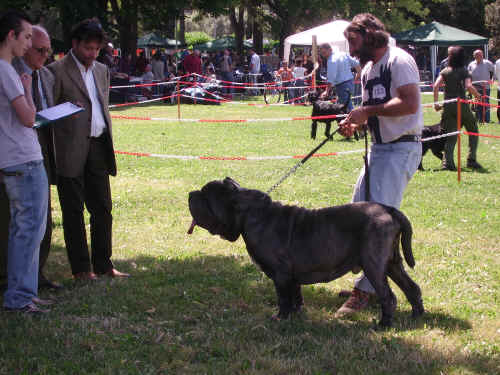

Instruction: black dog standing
[419,123,446,170]
[188,177,424,327]
[308,91,352,139]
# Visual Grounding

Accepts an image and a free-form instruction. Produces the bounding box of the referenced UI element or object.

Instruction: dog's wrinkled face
[187,177,241,242]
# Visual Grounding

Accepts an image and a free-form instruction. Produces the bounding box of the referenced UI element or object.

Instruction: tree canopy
[1,0,498,58]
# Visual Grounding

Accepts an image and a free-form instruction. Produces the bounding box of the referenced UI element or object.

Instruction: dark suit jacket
[12,58,57,184]
[47,53,117,178]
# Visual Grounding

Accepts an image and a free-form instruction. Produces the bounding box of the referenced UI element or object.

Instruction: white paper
[37,102,83,121]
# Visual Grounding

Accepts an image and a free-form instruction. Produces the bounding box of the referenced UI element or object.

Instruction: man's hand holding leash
[339,107,368,138]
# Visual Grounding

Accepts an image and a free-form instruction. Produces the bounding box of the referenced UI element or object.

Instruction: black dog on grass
[188,177,424,327]
[308,91,351,139]
[419,123,446,170]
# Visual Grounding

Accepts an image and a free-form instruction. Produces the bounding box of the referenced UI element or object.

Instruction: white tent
[284,20,395,62]
[284,20,350,62]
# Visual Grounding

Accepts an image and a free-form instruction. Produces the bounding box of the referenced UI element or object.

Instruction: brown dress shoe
[32,297,56,306]
[73,272,98,281]
[39,275,63,290]
[99,268,130,278]
[335,288,374,318]
[5,303,50,314]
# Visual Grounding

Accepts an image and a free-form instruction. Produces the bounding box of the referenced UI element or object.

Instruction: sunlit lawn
[0,92,498,374]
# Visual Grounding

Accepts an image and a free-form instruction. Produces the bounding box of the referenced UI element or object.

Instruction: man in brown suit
[1,25,61,290]
[47,18,128,280]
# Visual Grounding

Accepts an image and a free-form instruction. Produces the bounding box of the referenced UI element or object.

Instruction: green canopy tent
[393,21,488,81]
[137,32,186,49]
[138,32,166,48]
[193,36,253,52]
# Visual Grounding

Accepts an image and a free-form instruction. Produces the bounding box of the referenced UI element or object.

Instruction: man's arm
[465,77,481,99]
[12,73,36,127]
[433,74,443,111]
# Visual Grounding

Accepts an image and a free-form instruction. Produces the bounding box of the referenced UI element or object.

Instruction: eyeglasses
[33,47,53,56]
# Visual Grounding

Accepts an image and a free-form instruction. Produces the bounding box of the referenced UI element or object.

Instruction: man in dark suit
[1,25,61,290]
[47,18,129,280]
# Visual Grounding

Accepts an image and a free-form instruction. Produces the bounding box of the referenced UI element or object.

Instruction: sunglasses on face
[33,47,53,56]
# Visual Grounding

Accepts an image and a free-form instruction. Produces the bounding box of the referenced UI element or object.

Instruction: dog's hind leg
[432,149,444,162]
[362,265,397,327]
[311,120,318,139]
[325,121,332,138]
[290,282,304,312]
[386,262,424,319]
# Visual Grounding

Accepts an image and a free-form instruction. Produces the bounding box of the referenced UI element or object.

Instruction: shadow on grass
[89,254,494,373]
[0,251,496,374]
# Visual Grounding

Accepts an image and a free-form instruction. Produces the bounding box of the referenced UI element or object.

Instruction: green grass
[1,94,499,374]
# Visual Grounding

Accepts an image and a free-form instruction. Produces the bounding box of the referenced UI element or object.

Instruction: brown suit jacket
[12,58,57,184]
[47,53,116,178]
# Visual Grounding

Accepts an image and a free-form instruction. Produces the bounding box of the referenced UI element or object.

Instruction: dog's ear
[233,189,271,212]
[223,177,240,191]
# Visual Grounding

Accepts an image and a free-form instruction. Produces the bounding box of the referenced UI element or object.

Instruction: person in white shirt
[495,56,500,123]
[337,13,423,321]
[468,50,494,123]
[248,48,260,95]
[292,59,307,103]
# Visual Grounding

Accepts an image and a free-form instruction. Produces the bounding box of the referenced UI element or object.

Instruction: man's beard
[351,42,375,67]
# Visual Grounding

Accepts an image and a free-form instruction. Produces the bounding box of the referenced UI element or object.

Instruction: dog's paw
[411,305,424,319]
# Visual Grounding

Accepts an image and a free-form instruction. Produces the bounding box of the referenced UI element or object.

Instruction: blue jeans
[2,160,47,309]
[221,71,234,94]
[335,80,355,111]
[292,79,305,103]
[473,84,490,123]
[351,141,421,294]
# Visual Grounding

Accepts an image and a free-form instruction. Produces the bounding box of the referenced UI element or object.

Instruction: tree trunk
[179,8,186,45]
[230,8,245,59]
[248,4,263,54]
[253,21,263,54]
[110,0,138,60]
[165,13,176,39]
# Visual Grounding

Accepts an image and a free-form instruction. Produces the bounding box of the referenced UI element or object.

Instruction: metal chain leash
[266,128,339,195]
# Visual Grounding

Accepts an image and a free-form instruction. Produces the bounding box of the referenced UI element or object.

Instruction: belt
[335,79,353,86]
[89,131,107,140]
[376,135,421,144]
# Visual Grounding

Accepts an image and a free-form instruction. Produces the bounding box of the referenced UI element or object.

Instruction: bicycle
[263,71,282,104]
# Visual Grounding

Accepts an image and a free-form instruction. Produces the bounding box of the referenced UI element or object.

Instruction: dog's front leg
[272,274,294,320]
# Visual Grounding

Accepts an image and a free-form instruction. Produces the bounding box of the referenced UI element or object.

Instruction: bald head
[473,49,483,63]
[24,24,51,70]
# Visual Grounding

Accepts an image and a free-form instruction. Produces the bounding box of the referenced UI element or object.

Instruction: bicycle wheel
[264,81,281,104]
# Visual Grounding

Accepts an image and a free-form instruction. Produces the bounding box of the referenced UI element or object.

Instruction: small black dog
[308,91,351,139]
[188,177,424,327]
[420,123,446,170]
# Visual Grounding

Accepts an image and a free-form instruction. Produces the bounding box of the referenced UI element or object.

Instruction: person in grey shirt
[7,25,62,290]
[468,49,494,123]
[0,10,50,314]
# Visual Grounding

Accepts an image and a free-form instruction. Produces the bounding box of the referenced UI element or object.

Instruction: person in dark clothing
[433,46,483,170]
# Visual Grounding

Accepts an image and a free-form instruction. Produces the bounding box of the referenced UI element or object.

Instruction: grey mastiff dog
[187,177,424,327]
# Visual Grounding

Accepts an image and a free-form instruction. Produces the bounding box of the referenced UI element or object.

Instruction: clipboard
[34,102,85,128]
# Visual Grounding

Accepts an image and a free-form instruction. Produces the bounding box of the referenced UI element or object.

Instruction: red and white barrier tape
[111,113,348,123]
[114,129,496,162]
[115,148,365,161]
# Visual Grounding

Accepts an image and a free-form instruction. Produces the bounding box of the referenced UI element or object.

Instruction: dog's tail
[389,207,415,268]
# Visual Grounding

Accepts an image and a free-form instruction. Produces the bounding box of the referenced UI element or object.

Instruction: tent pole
[312,35,317,90]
